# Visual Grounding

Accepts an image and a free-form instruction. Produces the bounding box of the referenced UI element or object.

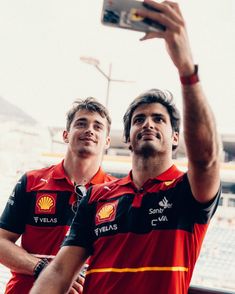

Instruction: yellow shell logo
[164,179,175,186]
[38,196,54,211]
[98,204,114,220]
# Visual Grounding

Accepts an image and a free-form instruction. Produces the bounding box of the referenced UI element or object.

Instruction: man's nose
[85,124,94,134]
[143,117,154,129]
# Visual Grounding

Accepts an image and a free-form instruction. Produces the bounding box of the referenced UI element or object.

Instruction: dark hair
[123,89,181,150]
[66,97,111,134]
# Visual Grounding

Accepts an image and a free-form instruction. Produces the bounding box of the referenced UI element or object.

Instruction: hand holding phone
[101,0,166,33]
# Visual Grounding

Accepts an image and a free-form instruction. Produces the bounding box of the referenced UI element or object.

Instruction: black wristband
[33,258,49,279]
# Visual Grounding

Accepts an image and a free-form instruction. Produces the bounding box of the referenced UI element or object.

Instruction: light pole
[80,56,134,108]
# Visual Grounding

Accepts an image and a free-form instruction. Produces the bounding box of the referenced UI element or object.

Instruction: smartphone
[101,0,166,33]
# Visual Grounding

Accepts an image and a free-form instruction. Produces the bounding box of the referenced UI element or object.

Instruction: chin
[134,143,159,158]
[77,147,94,156]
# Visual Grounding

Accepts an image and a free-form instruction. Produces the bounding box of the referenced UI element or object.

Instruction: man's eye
[155,117,164,123]
[134,117,144,124]
[76,122,86,127]
[94,124,102,130]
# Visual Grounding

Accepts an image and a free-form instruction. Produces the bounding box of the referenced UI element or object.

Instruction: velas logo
[95,200,118,225]
[35,193,57,214]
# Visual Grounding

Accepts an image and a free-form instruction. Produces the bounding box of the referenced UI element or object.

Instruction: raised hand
[137,0,194,75]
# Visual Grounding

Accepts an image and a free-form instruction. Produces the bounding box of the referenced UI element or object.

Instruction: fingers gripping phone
[101,0,166,33]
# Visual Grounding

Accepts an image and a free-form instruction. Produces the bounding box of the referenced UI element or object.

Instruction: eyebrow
[133,112,165,120]
[131,113,143,122]
[74,117,105,127]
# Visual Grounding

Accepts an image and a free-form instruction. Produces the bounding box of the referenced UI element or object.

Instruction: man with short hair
[0,97,115,293]
[30,1,221,293]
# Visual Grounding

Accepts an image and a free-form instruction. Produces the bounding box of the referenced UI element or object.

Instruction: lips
[137,131,161,140]
[80,136,96,143]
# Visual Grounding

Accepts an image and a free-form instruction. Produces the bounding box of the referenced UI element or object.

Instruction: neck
[131,154,173,189]
[63,153,101,185]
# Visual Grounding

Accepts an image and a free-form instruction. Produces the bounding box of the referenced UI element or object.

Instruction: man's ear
[172,131,179,149]
[127,138,133,152]
[104,136,111,150]
[63,130,69,144]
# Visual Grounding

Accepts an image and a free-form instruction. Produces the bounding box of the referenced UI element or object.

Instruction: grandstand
[191,216,235,291]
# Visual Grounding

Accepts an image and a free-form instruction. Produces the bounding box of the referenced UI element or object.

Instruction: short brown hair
[66,97,111,134]
[123,89,181,150]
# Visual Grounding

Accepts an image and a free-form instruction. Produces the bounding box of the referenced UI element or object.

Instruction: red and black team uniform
[0,160,115,294]
[64,165,221,294]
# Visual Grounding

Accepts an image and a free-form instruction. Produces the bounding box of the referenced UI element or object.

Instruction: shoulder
[27,164,56,179]
[89,178,123,203]
[25,164,57,190]
[103,173,118,182]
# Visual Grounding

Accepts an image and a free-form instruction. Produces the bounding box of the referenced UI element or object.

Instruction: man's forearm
[182,81,219,166]
[30,262,71,294]
[31,245,88,294]
[0,239,39,275]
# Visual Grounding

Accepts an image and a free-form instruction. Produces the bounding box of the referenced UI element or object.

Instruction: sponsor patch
[95,200,118,225]
[35,193,57,214]
[164,179,175,186]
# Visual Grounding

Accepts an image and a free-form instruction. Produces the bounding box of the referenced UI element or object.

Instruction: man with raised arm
[30,1,221,293]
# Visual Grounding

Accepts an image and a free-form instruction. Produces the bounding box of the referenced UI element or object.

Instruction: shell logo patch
[164,179,175,186]
[35,193,57,214]
[95,200,118,225]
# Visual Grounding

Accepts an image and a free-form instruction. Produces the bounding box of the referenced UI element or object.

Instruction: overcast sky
[0,0,234,134]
